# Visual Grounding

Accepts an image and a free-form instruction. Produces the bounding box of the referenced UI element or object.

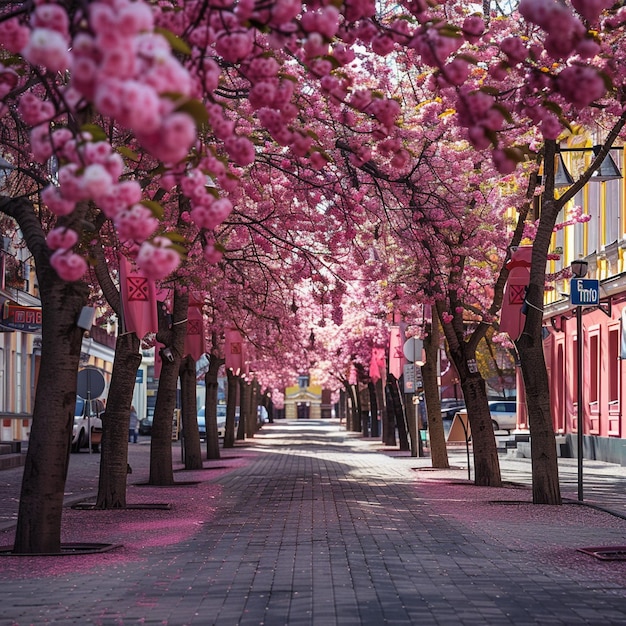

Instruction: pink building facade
[543,275,626,464]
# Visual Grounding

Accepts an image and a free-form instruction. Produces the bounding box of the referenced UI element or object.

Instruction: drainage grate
[578,546,626,561]
[0,543,123,556]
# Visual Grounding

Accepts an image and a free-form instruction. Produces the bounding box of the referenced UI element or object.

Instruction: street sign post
[570,278,600,306]
[403,337,424,365]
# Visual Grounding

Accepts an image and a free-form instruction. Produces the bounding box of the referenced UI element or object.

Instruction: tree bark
[180,354,203,470]
[95,332,142,508]
[353,383,363,433]
[422,321,449,469]
[437,301,502,486]
[2,197,89,554]
[224,369,238,447]
[368,381,379,438]
[149,289,188,485]
[405,391,419,457]
[383,379,396,447]
[387,374,410,451]
[204,353,224,460]
[236,375,246,440]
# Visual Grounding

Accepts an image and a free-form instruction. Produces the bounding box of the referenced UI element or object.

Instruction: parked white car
[197,404,227,439]
[489,401,517,431]
[71,396,105,453]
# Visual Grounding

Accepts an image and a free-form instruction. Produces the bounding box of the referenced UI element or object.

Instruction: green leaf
[154,27,191,55]
[140,200,164,219]
[457,54,478,65]
[163,231,187,244]
[117,146,140,162]
[80,124,107,142]
[176,99,209,128]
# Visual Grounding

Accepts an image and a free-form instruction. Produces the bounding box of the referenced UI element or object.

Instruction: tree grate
[0,542,123,556]
[578,546,626,561]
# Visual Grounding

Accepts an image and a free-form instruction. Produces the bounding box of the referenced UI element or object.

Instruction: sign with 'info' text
[570,278,600,306]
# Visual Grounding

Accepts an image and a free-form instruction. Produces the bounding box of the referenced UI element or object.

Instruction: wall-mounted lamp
[160,346,174,362]
[571,258,589,278]
[590,145,622,182]
[77,306,96,330]
[555,153,575,187]
[550,316,564,332]
[557,144,623,184]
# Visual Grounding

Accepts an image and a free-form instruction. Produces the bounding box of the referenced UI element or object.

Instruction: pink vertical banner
[388,325,406,379]
[225,328,243,374]
[184,303,205,361]
[119,255,158,339]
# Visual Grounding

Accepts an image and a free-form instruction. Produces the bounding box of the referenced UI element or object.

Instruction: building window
[589,331,599,405]
[298,375,309,389]
[609,327,620,404]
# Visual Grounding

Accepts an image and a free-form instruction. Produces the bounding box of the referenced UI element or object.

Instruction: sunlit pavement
[2,420,626,624]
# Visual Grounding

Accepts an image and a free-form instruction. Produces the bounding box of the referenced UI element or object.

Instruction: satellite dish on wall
[77,366,106,400]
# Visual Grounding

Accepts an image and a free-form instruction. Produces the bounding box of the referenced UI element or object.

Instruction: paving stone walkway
[2,420,626,625]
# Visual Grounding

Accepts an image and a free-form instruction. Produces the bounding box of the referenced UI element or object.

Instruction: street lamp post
[571,258,588,501]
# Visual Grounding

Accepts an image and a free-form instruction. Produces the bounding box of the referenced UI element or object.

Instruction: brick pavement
[2,421,626,624]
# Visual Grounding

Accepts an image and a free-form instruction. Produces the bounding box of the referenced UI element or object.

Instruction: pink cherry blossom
[46,227,79,251]
[224,136,256,166]
[557,65,606,108]
[135,238,181,280]
[203,243,223,264]
[0,17,31,53]
[31,4,70,38]
[214,30,254,63]
[462,15,485,43]
[50,249,87,282]
[21,28,71,73]
[29,124,53,163]
[571,0,613,24]
[18,92,55,126]
[81,163,114,200]
[41,185,75,217]
[190,197,233,230]
[115,204,159,241]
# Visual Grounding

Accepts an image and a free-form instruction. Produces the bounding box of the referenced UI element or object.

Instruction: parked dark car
[139,415,152,436]
[440,399,466,420]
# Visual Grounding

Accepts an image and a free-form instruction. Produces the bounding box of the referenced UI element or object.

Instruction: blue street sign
[570,278,600,306]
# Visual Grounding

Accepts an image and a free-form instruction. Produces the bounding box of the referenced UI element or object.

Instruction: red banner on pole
[119,256,158,339]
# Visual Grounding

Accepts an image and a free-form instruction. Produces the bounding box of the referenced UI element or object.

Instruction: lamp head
[571,258,588,278]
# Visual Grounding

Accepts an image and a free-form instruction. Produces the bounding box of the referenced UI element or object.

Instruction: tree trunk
[180,354,203,470]
[387,374,410,451]
[204,354,223,459]
[96,332,142,508]
[422,321,449,469]
[248,379,260,435]
[4,196,89,554]
[383,379,396,447]
[462,375,502,486]
[14,277,87,553]
[224,369,238,447]
[354,384,363,433]
[361,385,370,437]
[368,381,379,438]
[517,333,562,504]
[241,378,253,438]
[236,375,246,440]
[515,176,563,503]
[149,289,188,485]
[405,391,419,457]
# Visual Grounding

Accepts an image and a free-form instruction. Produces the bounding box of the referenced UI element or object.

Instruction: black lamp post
[571,258,588,501]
